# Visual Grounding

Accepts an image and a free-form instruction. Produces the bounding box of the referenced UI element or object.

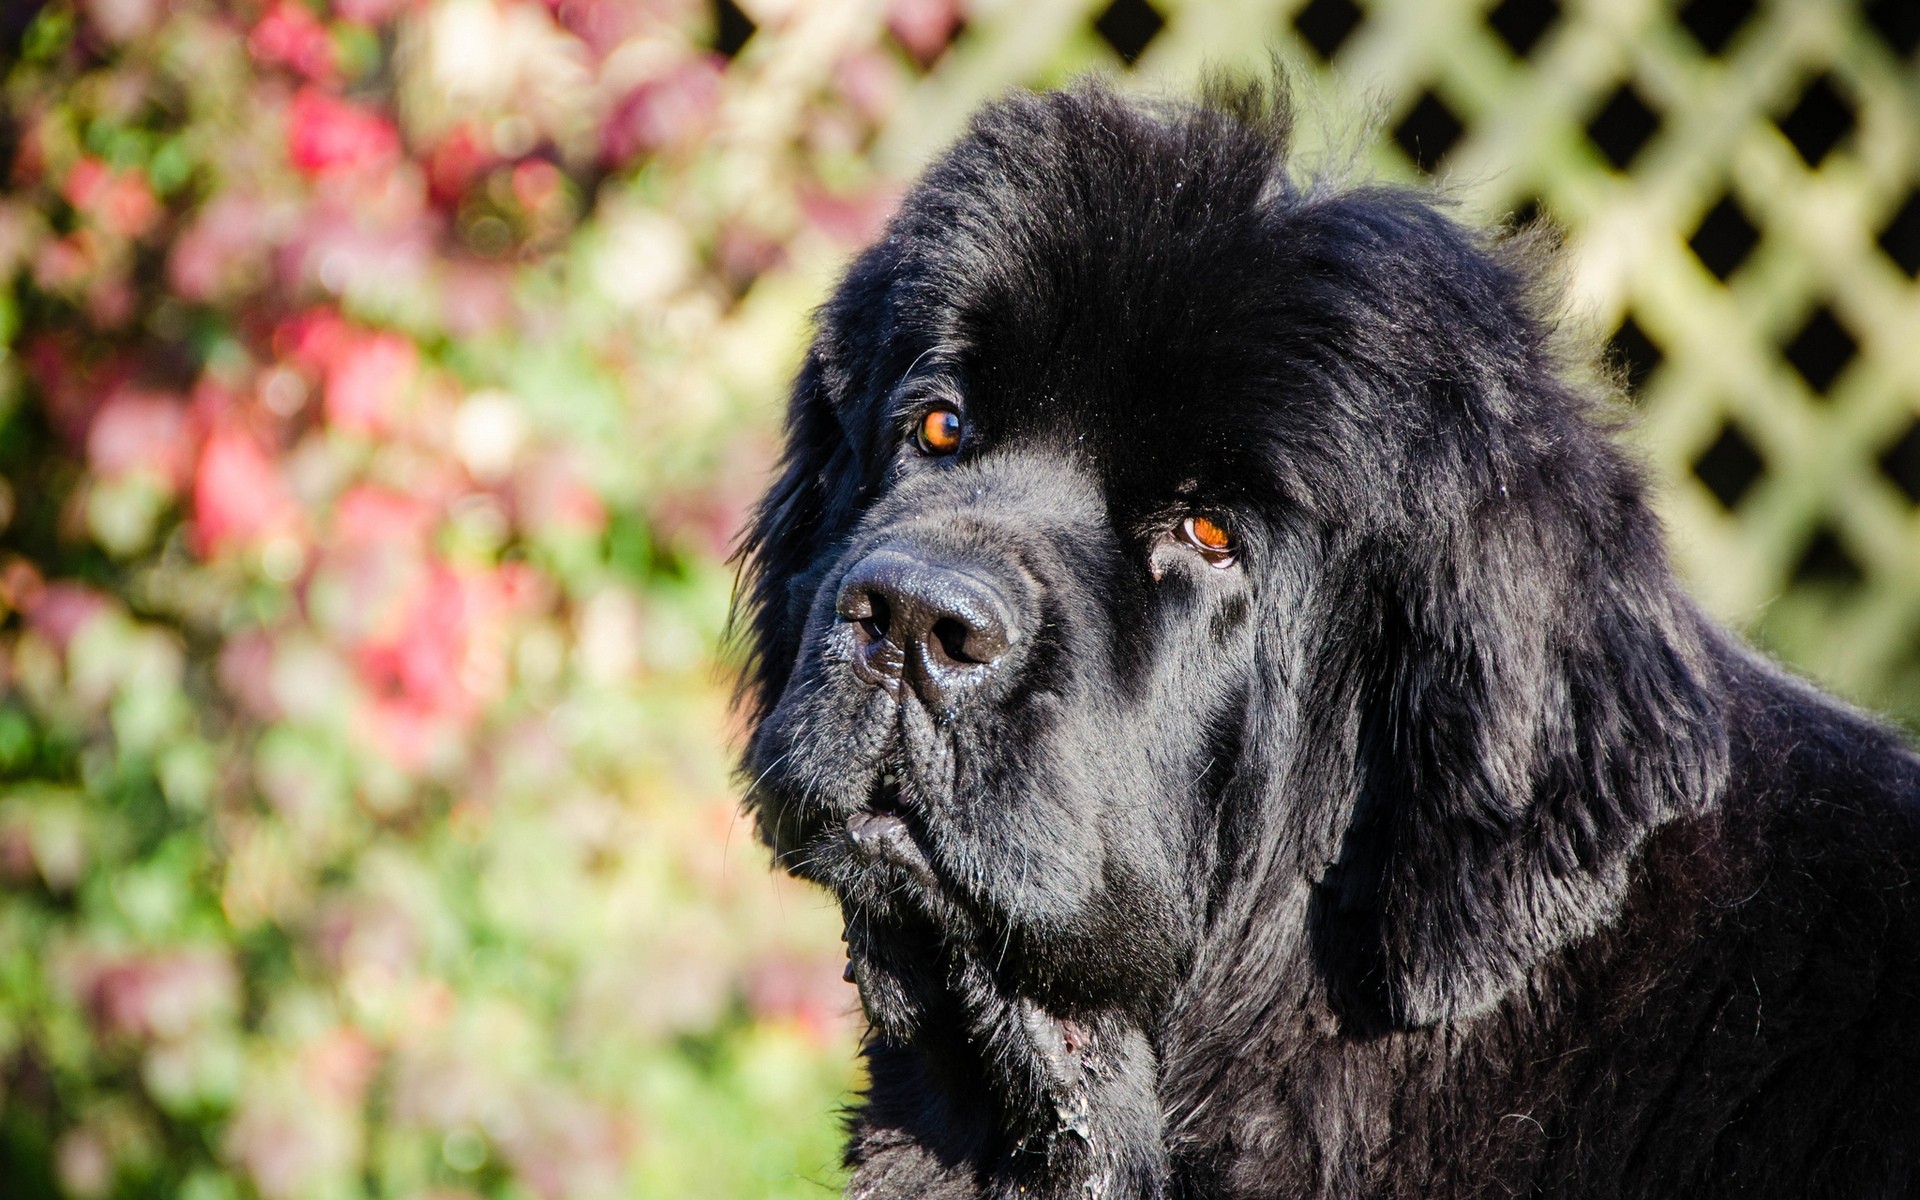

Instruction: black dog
[735,77,1920,1199]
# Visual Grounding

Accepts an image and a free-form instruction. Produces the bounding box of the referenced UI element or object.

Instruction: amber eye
[916,407,963,455]
[1179,514,1236,565]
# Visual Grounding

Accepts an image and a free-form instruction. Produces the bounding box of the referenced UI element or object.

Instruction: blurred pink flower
[425,123,496,209]
[193,427,302,556]
[517,454,606,536]
[600,57,725,164]
[303,1026,381,1102]
[330,0,412,23]
[73,947,240,1042]
[438,260,515,336]
[63,158,160,239]
[23,336,135,445]
[170,193,287,302]
[743,952,860,1047]
[499,1090,638,1200]
[24,582,112,653]
[836,48,907,124]
[86,387,191,487]
[324,331,417,434]
[250,2,339,80]
[218,629,282,720]
[276,305,351,369]
[286,88,401,177]
[331,484,436,548]
[32,230,101,292]
[888,0,964,66]
[800,179,903,246]
[344,557,517,769]
[545,0,687,59]
[84,0,165,43]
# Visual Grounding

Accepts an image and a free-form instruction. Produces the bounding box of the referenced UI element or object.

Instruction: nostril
[862,593,891,642]
[931,617,976,664]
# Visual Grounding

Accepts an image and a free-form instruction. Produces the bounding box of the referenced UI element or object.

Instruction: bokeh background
[0,0,1914,1197]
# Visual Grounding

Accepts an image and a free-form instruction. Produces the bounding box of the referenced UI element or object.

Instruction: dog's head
[735,78,1727,1061]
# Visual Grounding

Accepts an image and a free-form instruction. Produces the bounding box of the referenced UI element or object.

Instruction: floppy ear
[1311,471,1729,1028]
[732,350,858,720]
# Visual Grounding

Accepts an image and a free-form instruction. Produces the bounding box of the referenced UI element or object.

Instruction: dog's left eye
[916,407,963,456]
[1178,515,1236,566]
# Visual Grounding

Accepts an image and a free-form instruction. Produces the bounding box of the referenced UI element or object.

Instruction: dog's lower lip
[848,809,908,843]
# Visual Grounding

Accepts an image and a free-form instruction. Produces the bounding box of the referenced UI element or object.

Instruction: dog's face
[737,82,1724,1065]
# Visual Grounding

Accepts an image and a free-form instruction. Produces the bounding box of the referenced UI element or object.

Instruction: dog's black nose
[835,547,1018,708]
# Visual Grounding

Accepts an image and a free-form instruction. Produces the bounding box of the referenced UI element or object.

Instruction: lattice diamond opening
[1881,420,1920,506]
[712,0,754,58]
[1689,193,1760,281]
[1487,0,1559,60]
[1609,314,1663,396]
[1694,421,1766,510]
[1394,90,1463,174]
[1879,190,1920,279]
[1294,0,1363,62]
[1782,306,1857,397]
[1865,0,1920,59]
[1678,0,1755,57]
[1587,83,1661,172]
[1776,74,1855,168]
[1791,524,1866,587]
[1094,0,1165,66]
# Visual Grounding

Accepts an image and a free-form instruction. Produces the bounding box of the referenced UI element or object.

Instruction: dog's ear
[732,349,857,719]
[1312,456,1729,1028]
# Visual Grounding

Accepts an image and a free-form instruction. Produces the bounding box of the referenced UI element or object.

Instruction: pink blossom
[331,484,436,548]
[303,1026,381,1102]
[517,455,607,535]
[743,951,860,1047]
[324,332,417,434]
[286,88,401,177]
[63,158,160,239]
[329,0,412,22]
[169,193,285,302]
[799,179,903,246]
[32,230,100,292]
[86,387,191,487]
[24,582,112,653]
[888,0,965,66]
[275,306,351,370]
[83,0,164,43]
[425,124,495,208]
[347,562,515,768]
[217,630,282,720]
[73,947,239,1042]
[193,427,302,556]
[23,336,135,444]
[250,2,339,80]
[600,57,725,164]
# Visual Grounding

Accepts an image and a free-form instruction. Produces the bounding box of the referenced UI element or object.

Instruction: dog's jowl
[735,77,1920,1200]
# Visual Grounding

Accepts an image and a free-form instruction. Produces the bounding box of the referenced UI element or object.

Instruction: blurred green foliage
[0,0,930,1195]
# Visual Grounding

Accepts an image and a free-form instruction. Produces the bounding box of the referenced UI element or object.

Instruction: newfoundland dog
[735,77,1920,1199]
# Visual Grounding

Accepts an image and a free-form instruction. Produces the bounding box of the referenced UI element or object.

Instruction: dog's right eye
[916,407,963,456]
[1177,515,1237,567]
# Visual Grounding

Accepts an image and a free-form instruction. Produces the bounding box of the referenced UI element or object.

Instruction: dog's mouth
[846,768,936,881]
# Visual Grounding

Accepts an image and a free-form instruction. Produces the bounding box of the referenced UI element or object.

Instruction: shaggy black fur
[734,76,1920,1200]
